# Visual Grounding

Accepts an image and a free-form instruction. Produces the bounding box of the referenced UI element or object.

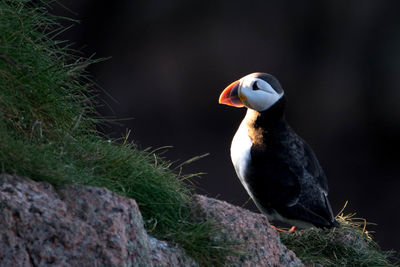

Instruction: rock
[0,173,302,266]
[147,236,197,266]
[195,195,303,266]
[0,174,196,267]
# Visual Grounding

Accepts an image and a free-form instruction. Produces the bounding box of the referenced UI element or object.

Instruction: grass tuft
[280,202,399,266]
[0,0,233,265]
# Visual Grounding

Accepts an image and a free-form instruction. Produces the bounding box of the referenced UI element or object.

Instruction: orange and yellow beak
[218,80,244,108]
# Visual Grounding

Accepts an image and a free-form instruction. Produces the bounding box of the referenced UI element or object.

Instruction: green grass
[280,204,399,266]
[0,1,233,265]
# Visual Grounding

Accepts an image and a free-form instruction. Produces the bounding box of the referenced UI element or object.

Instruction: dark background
[53,1,400,252]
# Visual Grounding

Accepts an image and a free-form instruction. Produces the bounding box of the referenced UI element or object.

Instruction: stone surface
[0,173,302,266]
[0,174,196,267]
[195,195,303,267]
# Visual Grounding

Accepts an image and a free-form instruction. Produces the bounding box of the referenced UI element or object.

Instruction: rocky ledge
[0,174,302,266]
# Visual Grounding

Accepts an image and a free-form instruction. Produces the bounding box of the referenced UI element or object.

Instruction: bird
[219,72,338,232]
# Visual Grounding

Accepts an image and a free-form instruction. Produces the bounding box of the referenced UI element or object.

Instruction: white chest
[230,119,253,193]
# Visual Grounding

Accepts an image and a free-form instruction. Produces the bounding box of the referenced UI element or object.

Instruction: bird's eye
[252,81,259,90]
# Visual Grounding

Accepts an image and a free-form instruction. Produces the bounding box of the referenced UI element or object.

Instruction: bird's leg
[271,225,297,233]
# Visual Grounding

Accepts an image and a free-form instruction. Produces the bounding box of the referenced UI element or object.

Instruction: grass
[280,203,399,266]
[0,0,233,265]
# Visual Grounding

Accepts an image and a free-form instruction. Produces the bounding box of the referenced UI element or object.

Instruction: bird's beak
[218,80,244,107]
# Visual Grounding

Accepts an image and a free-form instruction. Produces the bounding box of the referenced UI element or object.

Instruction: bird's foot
[271,225,297,233]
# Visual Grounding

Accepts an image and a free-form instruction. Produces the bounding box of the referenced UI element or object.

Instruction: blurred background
[53,0,400,251]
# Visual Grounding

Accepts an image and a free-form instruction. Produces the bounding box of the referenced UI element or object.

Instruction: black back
[244,97,337,228]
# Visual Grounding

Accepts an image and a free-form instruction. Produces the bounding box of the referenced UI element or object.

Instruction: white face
[238,73,284,112]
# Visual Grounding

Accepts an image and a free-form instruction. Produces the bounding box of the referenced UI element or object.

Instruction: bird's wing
[246,149,301,210]
[284,134,336,227]
[281,196,337,228]
[248,133,336,228]
[301,140,329,193]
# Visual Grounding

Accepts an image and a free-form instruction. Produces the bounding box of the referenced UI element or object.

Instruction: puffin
[219,72,338,231]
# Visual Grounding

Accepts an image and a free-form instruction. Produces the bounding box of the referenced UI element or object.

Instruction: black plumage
[243,97,337,228]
